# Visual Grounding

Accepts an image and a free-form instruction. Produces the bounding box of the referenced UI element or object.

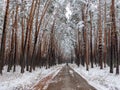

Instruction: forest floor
[33,65,96,90]
[0,64,63,90]
[0,64,120,90]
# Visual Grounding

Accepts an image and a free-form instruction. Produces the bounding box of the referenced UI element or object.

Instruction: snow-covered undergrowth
[70,64,120,90]
[0,64,64,90]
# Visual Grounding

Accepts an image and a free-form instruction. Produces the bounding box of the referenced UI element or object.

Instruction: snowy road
[34,65,96,90]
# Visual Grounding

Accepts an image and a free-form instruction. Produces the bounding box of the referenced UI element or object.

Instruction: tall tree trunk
[20,0,25,72]
[7,11,15,72]
[103,0,107,68]
[13,3,19,72]
[89,11,93,68]
[110,0,119,74]
[0,0,10,74]
[98,0,103,69]
[84,4,89,71]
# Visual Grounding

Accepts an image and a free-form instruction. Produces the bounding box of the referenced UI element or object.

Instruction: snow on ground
[0,64,64,90]
[70,64,120,90]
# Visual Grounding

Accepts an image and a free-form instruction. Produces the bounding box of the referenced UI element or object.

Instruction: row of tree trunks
[0,0,64,74]
[110,0,119,74]
[74,0,119,74]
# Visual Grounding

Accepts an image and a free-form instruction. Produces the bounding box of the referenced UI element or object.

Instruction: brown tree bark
[0,0,10,74]
[98,0,103,69]
[7,11,15,72]
[13,3,19,72]
[110,0,117,73]
[103,0,107,68]
[89,11,93,68]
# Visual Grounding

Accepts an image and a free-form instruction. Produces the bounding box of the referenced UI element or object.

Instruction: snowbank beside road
[0,64,64,90]
[70,64,120,90]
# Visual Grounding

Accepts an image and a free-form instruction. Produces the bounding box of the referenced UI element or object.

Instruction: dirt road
[45,65,96,90]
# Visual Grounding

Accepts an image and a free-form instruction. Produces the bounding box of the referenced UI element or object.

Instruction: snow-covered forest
[0,0,120,90]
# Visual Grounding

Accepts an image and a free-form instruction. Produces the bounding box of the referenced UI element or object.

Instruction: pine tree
[98,0,103,69]
[0,0,10,74]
